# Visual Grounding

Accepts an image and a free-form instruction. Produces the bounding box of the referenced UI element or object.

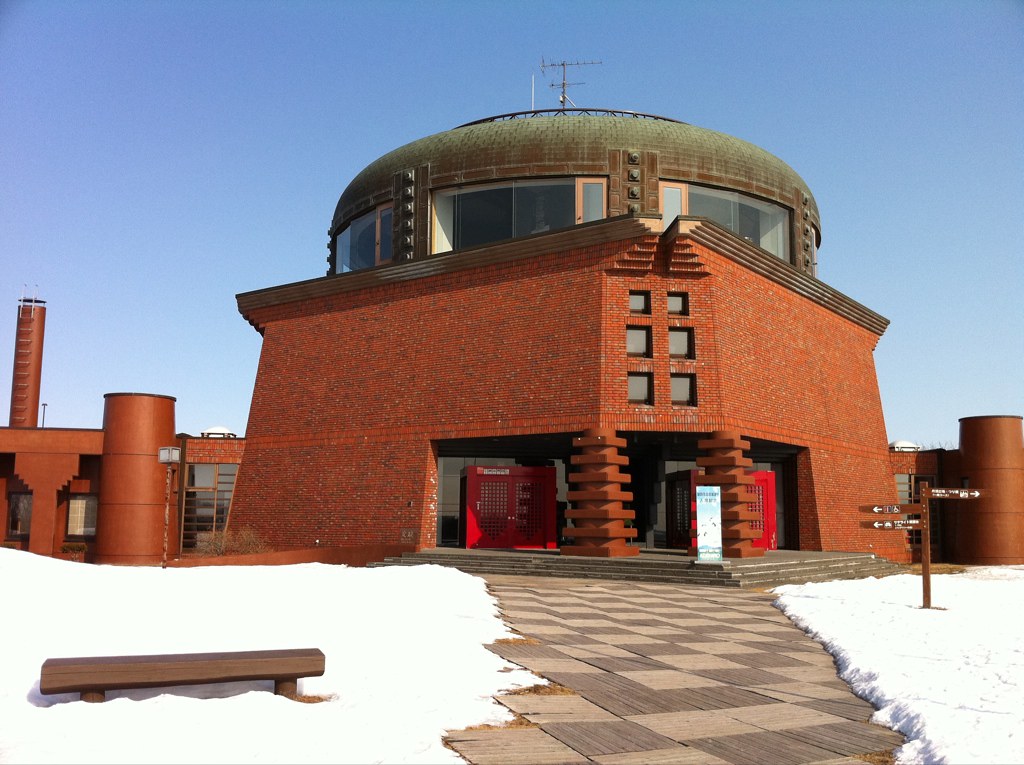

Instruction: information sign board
[695,485,722,562]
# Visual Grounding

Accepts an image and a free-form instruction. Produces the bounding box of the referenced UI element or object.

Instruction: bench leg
[81,690,106,703]
[274,678,297,697]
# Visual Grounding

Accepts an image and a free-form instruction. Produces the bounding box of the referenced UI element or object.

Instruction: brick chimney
[9,297,46,428]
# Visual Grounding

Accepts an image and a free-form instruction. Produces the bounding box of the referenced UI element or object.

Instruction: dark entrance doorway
[460,466,557,549]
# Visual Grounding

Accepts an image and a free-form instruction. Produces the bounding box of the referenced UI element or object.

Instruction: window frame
[626,326,652,358]
[670,373,697,406]
[337,202,394,273]
[432,176,606,255]
[668,327,695,359]
[6,492,32,538]
[66,493,98,539]
[628,290,651,315]
[627,372,654,405]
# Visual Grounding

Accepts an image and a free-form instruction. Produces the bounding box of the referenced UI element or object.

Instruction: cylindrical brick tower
[8,298,46,427]
[953,415,1024,564]
[95,393,178,564]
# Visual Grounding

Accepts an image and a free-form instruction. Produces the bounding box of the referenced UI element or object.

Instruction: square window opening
[671,374,697,406]
[628,372,654,405]
[629,291,651,315]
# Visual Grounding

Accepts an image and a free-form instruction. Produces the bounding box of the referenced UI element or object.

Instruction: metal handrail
[457,109,686,128]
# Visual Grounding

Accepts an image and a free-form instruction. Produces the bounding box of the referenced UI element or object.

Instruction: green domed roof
[332,111,819,238]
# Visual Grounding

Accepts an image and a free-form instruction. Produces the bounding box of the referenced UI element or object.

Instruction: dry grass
[283,692,335,704]
[905,563,968,575]
[505,682,576,696]
[853,749,897,764]
[493,635,542,645]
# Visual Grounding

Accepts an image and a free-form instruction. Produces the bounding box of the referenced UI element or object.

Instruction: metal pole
[162,465,171,569]
[920,481,931,609]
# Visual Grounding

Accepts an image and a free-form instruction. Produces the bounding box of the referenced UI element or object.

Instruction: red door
[749,470,778,550]
[462,466,556,549]
[667,469,777,551]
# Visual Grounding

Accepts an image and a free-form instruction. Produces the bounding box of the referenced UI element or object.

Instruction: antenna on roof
[540,57,602,109]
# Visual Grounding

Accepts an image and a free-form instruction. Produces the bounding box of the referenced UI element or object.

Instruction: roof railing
[457,109,685,128]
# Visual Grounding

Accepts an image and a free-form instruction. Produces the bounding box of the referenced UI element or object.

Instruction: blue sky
[1,0,1021,447]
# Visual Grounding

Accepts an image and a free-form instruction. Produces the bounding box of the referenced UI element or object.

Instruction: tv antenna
[540,57,601,109]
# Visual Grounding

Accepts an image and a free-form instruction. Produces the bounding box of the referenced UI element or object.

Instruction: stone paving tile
[617,642,702,657]
[468,577,903,765]
[617,670,728,690]
[654,654,749,671]
[496,694,618,723]
[688,667,801,686]
[625,708,765,739]
[542,720,681,756]
[723,703,850,730]
[590,745,732,764]
[684,729,847,765]
[444,727,589,765]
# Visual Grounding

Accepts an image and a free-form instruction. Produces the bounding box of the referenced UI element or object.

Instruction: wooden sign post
[917,482,985,609]
[861,485,987,607]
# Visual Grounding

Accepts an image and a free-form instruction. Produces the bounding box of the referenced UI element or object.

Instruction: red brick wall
[232,230,903,559]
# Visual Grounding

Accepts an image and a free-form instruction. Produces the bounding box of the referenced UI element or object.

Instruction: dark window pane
[456,186,514,249]
[348,210,377,270]
[378,207,393,263]
[513,182,574,237]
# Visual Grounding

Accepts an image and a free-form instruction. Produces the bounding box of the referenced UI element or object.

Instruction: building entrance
[459,466,557,549]
[664,469,778,551]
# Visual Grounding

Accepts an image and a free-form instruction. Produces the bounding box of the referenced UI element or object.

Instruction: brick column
[561,428,639,557]
[695,430,764,558]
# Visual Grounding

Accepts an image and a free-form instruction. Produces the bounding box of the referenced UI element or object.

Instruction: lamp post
[157,446,181,569]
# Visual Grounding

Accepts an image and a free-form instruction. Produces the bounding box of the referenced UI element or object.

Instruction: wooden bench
[39,648,326,703]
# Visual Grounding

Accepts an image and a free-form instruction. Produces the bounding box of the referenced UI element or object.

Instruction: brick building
[227,110,916,563]
[5,110,1022,565]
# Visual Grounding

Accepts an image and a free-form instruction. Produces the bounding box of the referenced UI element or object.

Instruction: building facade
[4,111,1022,565]
[225,110,923,563]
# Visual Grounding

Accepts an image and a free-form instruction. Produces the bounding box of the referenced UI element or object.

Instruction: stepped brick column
[695,431,764,558]
[561,428,639,557]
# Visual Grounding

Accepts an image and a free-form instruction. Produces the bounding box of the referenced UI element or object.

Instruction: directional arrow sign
[924,488,986,500]
[860,518,923,530]
[859,503,923,514]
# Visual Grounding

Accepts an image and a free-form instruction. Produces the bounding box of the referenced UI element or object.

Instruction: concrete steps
[367,548,908,589]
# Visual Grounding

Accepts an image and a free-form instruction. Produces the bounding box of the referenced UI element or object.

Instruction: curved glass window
[688,186,789,261]
[337,204,393,273]
[434,178,605,254]
[660,182,790,262]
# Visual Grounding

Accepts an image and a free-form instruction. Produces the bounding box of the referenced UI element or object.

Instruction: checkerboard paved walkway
[445,575,903,765]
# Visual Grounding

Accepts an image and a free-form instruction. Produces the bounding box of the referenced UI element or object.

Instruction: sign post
[695,485,723,562]
[916,483,986,609]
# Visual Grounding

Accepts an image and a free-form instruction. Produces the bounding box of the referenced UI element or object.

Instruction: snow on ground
[1,547,1021,765]
[0,548,538,764]
[774,566,1024,765]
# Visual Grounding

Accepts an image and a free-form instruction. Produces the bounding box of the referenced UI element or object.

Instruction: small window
[628,373,653,405]
[660,182,687,230]
[578,178,607,223]
[629,291,650,315]
[669,327,694,359]
[671,374,697,406]
[67,494,98,538]
[7,493,32,537]
[626,327,652,357]
[667,292,689,316]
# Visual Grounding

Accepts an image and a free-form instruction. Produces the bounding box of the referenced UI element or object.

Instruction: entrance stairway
[368,547,908,589]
